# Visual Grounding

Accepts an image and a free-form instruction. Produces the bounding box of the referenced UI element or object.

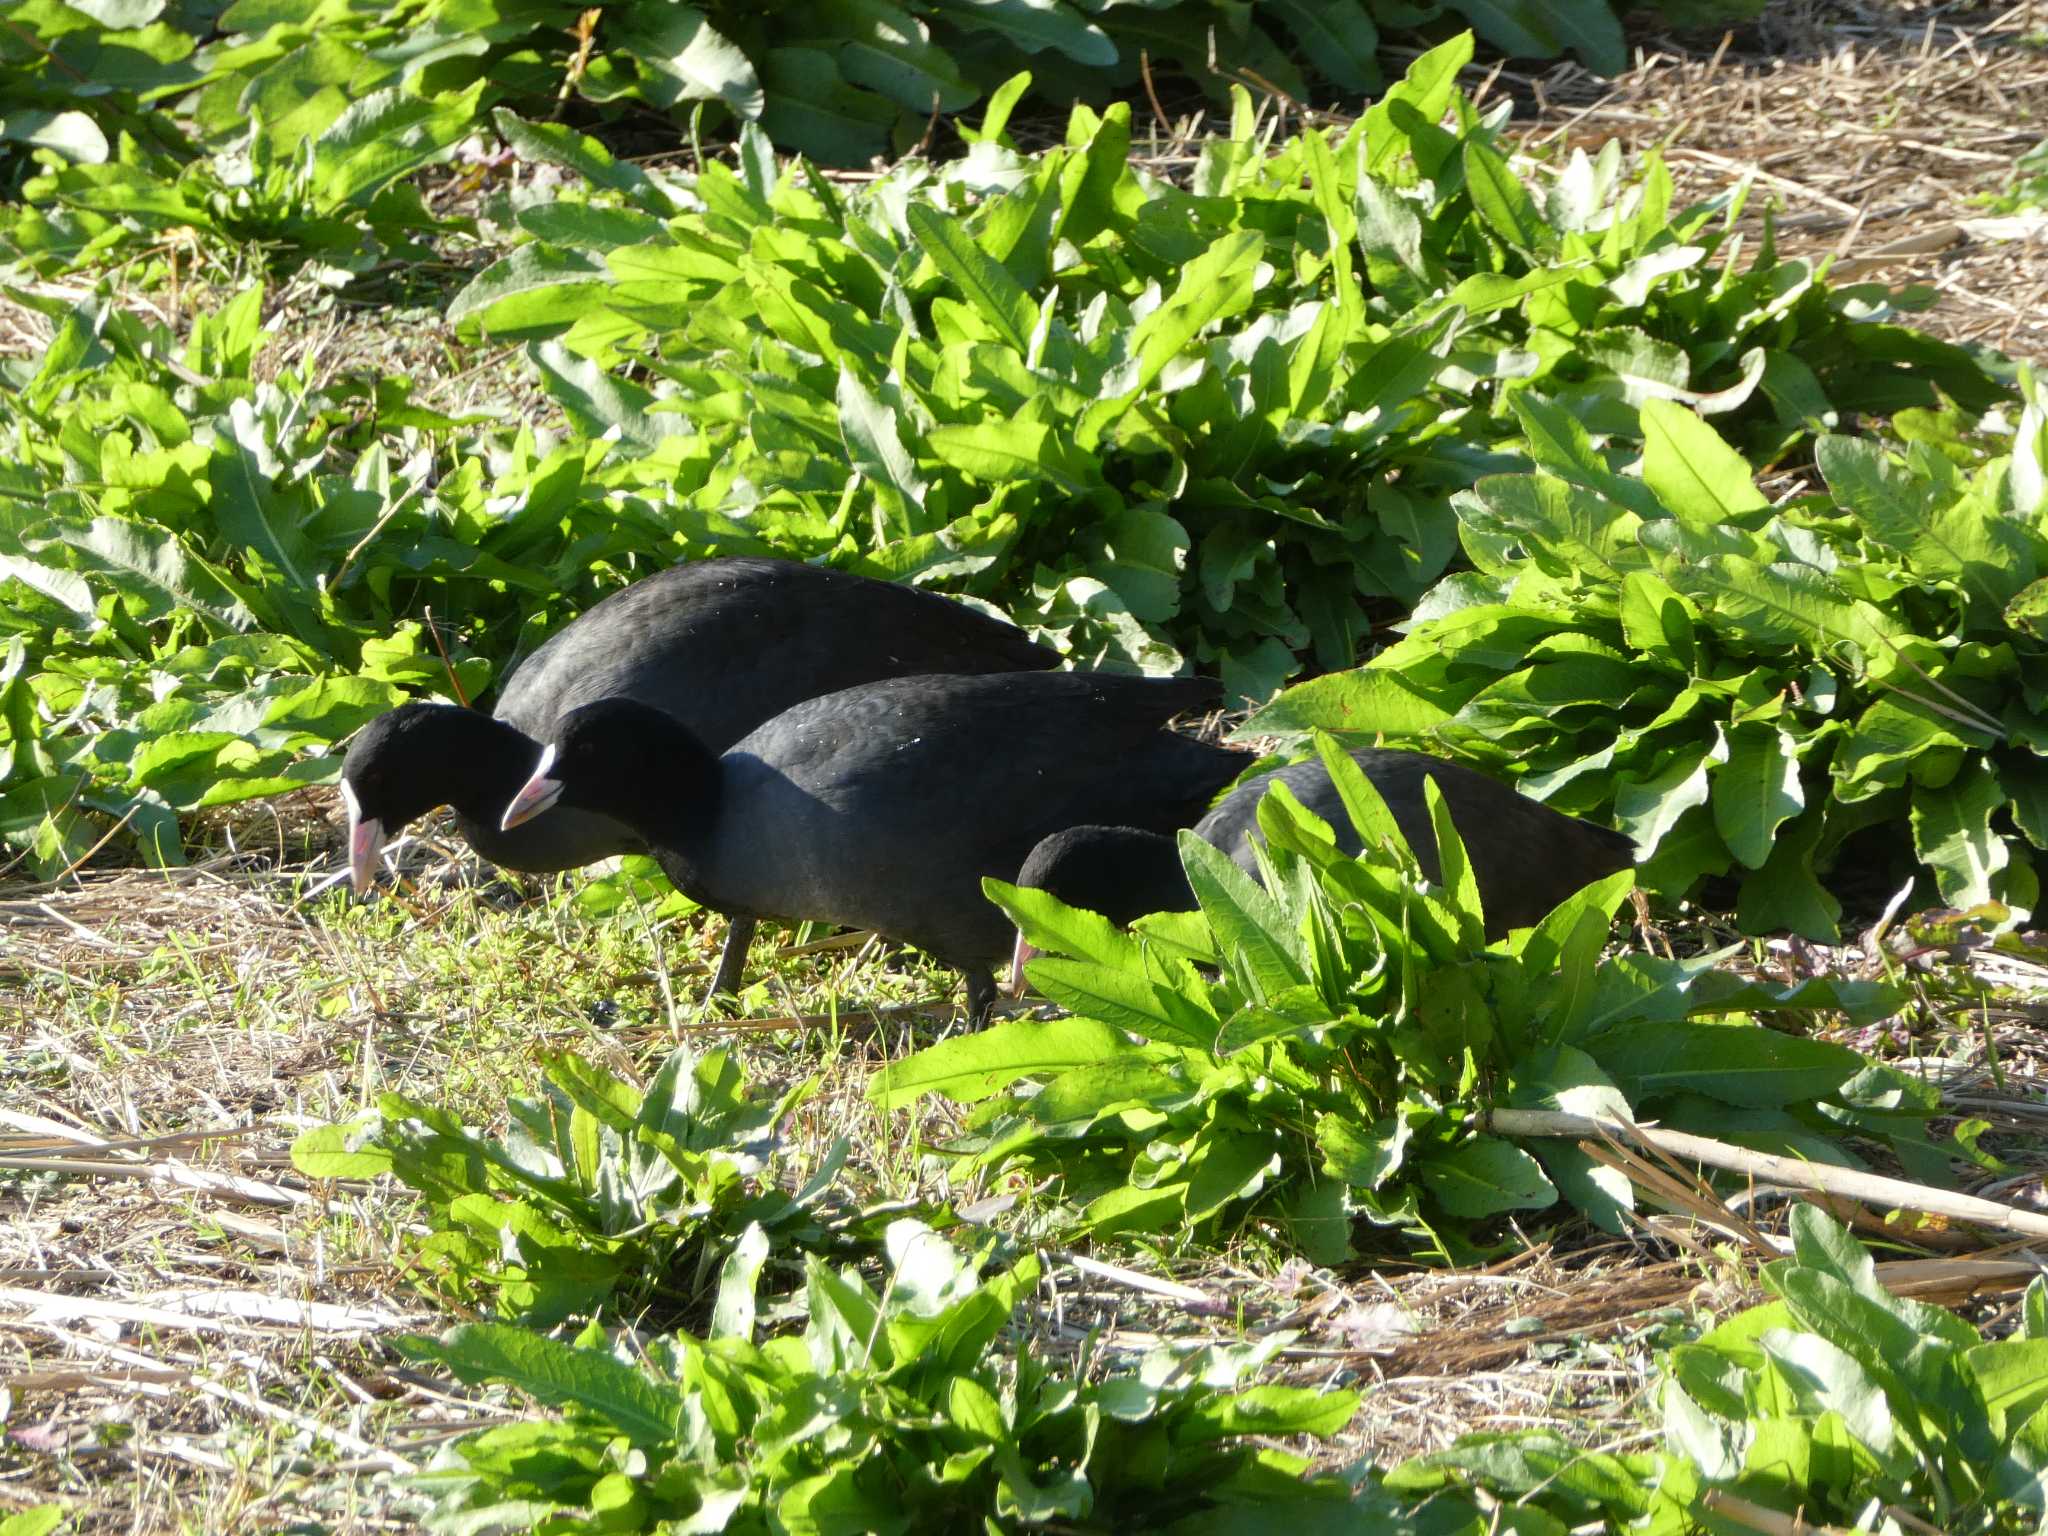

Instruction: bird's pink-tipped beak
[501,742,564,832]
[1007,930,1037,999]
[340,779,383,897]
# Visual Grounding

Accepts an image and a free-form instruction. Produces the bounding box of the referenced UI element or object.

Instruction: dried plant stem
[1488,1108,2048,1240]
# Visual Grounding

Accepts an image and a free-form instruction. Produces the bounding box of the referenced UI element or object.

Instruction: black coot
[338,557,1054,992]
[496,673,1247,1021]
[1013,747,1635,977]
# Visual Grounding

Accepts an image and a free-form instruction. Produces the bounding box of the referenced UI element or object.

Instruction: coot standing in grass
[496,672,1248,1022]
[338,557,1055,997]
[1011,747,1635,982]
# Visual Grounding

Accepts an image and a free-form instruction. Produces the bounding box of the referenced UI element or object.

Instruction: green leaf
[1818,434,2035,616]
[869,1016,1126,1109]
[1911,758,2011,906]
[759,47,895,164]
[952,1,1114,66]
[1178,830,1308,1002]
[528,341,685,456]
[1736,807,1842,941]
[1462,138,1544,252]
[1418,1135,1556,1219]
[1660,552,1902,667]
[1968,1338,2048,1434]
[1104,228,1264,402]
[396,1323,682,1447]
[1712,725,1804,870]
[448,244,611,341]
[1,109,109,163]
[22,516,254,633]
[1263,0,1378,92]
[1317,1113,1407,1189]
[836,363,929,516]
[908,200,1034,352]
[1028,956,1217,1050]
[309,82,485,210]
[0,1505,67,1536]
[1639,398,1768,526]
[927,419,1090,496]
[983,876,1143,970]
[1054,100,1130,250]
[290,1120,392,1179]
[827,0,975,113]
[1591,1021,1868,1110]
[1182,1382,1360,1439]
[613,6,762,116]
[1238,669,1452,740]
[491,109,668,211]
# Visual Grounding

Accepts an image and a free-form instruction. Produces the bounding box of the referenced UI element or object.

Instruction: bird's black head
[1008,825,1197,999]
[498,698,709,838]
[1015,824,1191,929]
[339,703,534,895]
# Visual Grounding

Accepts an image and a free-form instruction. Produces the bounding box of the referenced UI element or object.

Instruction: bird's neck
[440,715,549,829]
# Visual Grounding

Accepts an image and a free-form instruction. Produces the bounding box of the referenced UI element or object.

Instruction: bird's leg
[963,967,998,1026]
[702,915,757,1012]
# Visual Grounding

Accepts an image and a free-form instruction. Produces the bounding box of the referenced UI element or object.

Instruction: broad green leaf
[908,201,1033,352]
[395,1323,682,1448]
[827,0,975,114]
[1361,33,1471,177]
[1028,955,1217,1051]
[1462,138,1544,252]
[927,419,1090,496]
[1591,1021,1867,1110]
[22,516,254,632]
[1967,1338,2048,1434]
[1178,830,1308,1002]
[1086,506,1187,622]
[1103,228,1264,402]
[290,1119,393,1178]
[1264,0,1378,92]
[1911,758,2011,905]
[529,340,685,455]
[1712,725,1804,870]
[1662,553,1902,667]
[710,1221,770,1341]
[1238,669,1452,741]
[1818,434,2036,616]
[953,2,1113,66]
[1317,1112,1407,1189]
[1184,1132,1281,1220]
[1423,775,1484,942]
[211,402,316,590]
[1418,1135,1556,1219]
[309,81,484,210]
[1055,99,1130,250]
[1182,1382,1360,1438]
[836,363,928,515]
[1834,696,1982,796]
[1639,398,1768,526]
[448,244,611,341]
[1612,732,1723,857]
[1735,806,1841,941]
[869,1016,1125,1109]
[982,876,1143,971]
[612,6,762,116]
[759,47,895,164]
[1,109,109,163]
[492,109,668,211]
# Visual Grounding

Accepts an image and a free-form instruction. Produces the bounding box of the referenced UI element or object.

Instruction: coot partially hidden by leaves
[338,557,1055,993]
[1013,747,1635,978]
[497,672,1248,1021]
